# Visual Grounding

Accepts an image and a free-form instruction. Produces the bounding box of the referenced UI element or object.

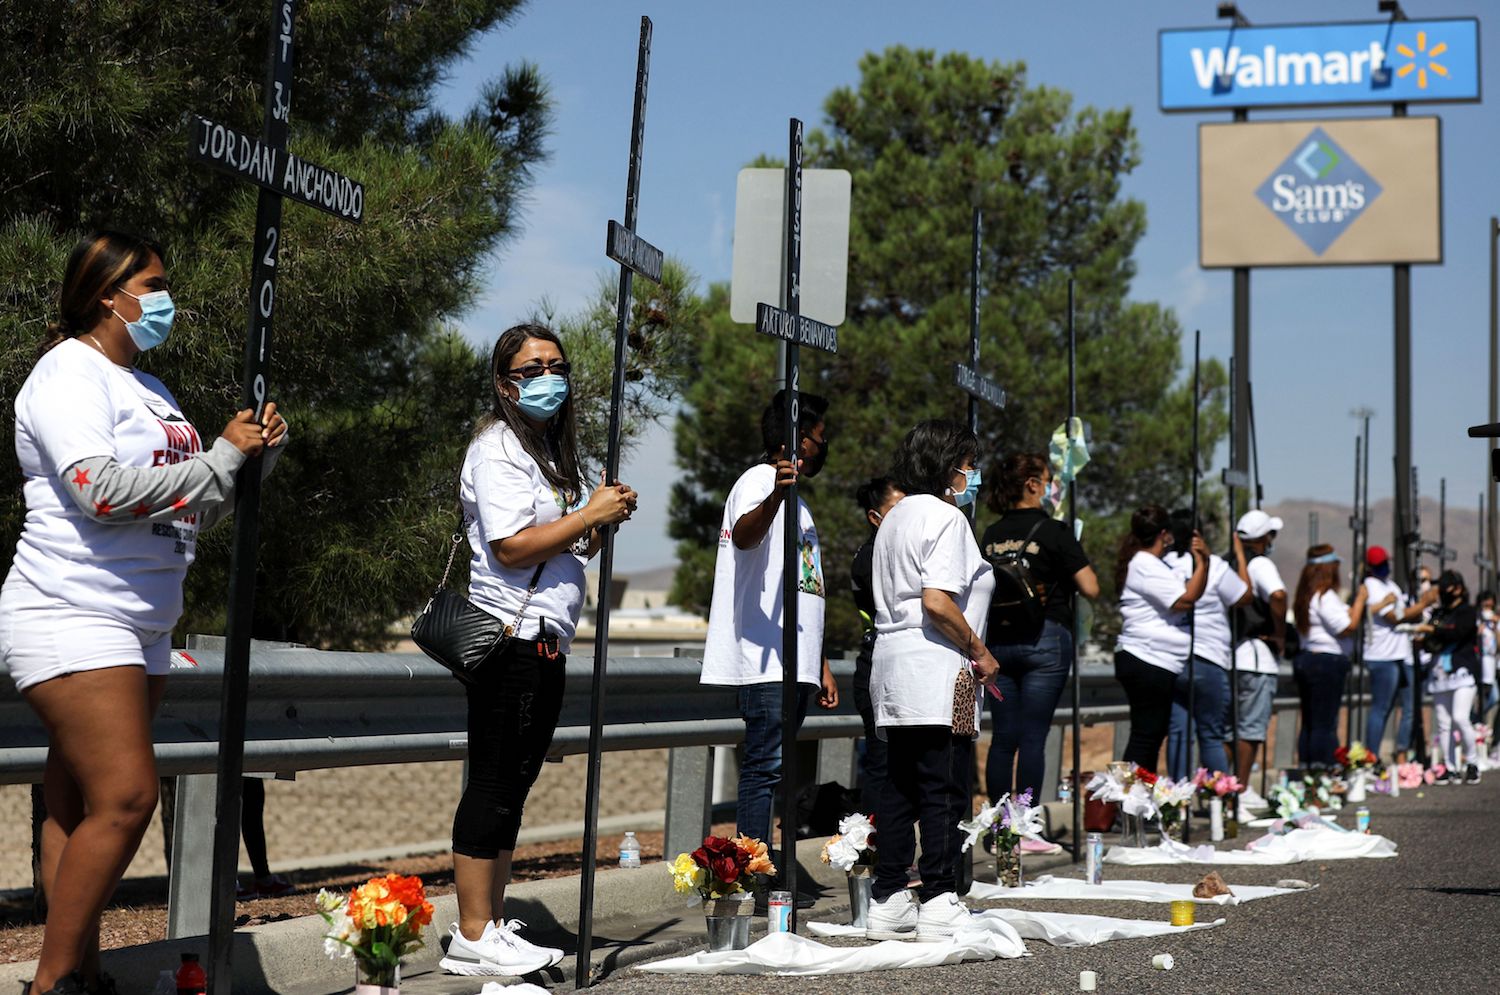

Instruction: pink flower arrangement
[1395,762,1426,789]
[1192,768,1244,798]
[1423,763,1448,785]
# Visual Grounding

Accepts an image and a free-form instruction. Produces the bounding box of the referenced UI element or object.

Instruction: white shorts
[0,573,171,693]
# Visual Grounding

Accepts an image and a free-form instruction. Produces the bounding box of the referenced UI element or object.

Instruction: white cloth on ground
[964,873,1305,905]
[808,908,1222,948]
[637,923,1027,975]
[1105,827,1397,866]
[475,984,550,995]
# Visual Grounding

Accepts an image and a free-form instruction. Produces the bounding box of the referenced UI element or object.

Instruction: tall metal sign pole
[754,119,840,931]
[1392,94,1413,587]
[1489,215,1499,584]
[186,2,365,991]
[576,16,665,987]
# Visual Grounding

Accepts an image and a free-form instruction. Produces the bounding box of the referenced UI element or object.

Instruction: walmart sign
[1160,18,1480,111]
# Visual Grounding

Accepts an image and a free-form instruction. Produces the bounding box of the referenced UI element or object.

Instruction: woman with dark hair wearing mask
[1292,545,1368,767]
[2,232,287,995]
[980,452,1098,814]
[865,420,996,942]
[441,323,637,977]
[1113,505,1209,773]
[1412,571,1483,784]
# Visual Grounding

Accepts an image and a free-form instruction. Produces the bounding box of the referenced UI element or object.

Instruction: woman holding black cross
[2,231,287,995]
[440,322,637,979]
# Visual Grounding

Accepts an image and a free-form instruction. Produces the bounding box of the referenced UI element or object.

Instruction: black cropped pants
[451,639,567,858]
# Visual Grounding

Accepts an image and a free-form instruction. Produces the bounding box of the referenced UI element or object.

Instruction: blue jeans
[1167,659,1231,779]
[985,620,1072,802]
[736,682,811,847]
[1365,658,1414,756]
[1294,652,1350,767]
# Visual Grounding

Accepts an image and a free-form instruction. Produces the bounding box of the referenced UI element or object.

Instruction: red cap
[1366,545,1389,566]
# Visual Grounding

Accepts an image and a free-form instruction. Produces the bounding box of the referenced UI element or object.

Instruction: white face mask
[1483,608,1495,621]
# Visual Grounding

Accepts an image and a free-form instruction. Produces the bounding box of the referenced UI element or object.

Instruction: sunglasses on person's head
[507,360,571,380]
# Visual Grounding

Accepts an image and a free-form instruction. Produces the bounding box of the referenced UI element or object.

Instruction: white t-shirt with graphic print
[461,421,589,653]
[701,462,826,687]
[9,338,206,632]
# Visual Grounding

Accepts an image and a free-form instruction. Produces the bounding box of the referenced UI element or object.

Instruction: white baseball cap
[1236,509,1285,540]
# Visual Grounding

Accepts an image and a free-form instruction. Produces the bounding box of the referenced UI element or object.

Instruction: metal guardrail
[1,640,1346,938]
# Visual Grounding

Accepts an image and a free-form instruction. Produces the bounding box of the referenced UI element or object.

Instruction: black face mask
[800,436,828,478]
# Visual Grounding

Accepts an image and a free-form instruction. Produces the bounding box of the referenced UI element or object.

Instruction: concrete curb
[0,836,899,993]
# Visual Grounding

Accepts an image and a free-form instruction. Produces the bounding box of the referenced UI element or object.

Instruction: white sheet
[964,873,1303,905]
[1105,827,1397,866]
[809,909,1222,948]
[637,921,1028,975]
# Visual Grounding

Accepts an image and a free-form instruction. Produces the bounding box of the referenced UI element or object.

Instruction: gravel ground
[594,781,1500,995]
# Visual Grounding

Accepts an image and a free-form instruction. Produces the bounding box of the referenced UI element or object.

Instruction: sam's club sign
[1160,18,1480,111]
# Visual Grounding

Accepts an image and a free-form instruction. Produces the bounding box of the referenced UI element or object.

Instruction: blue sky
[433,1,1498,573]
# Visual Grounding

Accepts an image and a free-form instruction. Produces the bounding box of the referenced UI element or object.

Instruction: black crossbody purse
[410,518,543,685]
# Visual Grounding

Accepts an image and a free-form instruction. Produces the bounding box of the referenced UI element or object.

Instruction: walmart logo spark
[1255,127,1381,256]
[1394,31,1449,90]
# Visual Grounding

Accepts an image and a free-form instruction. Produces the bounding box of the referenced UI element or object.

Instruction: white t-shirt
[1164,551,1248,669]
[1116,551,1192,674]
[8,339,206,632]
[1234,555,1287,676]
[1301,588,1353,656]
[1363,576,1411,662]
[701,463,825,686]
[460,422,588,653]
[870,494,995,733]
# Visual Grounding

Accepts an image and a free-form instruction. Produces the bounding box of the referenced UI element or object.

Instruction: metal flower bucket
[847,866,874,927]
[703,896,753,951]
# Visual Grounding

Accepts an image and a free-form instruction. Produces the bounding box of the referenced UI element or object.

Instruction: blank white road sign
[730,167,851,326]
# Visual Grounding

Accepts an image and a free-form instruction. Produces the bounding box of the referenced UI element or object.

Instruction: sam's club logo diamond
[1254,127,1382,255]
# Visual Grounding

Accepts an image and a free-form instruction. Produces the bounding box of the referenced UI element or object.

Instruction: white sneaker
[440,922,551,977]
[915,892,972,942]
[497,918,564,968]
[864,889,917,940]
[1239,788,1270,812]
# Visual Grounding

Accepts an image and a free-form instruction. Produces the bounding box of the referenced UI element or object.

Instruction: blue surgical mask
[515,373,569,420]
[112,288,175,351]
[952,467,982,508]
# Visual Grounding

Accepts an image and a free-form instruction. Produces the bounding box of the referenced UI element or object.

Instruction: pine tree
[0,1,695,647]
[668,48,1227,650]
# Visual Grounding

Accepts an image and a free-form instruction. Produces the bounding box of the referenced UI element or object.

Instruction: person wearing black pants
[851,476,903,813]
[1291,545,1367,768]
[865,421,998,941]
[877,727,972,899]
[1112,506,1209,772]
[442,324,637,978]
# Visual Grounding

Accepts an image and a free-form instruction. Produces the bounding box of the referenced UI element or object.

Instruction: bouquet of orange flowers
[316,874,435,986]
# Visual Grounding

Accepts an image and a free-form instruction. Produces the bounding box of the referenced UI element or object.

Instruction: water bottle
[1058,779,1072,804]
[619,831,642,869]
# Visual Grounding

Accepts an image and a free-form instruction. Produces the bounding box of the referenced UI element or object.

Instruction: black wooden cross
[748,119,839,932]
[185,3,364,991]
[576,15,666,987]
[953,209,1006,427]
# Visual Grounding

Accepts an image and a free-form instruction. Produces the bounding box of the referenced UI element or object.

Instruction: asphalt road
[591,779,1500,995]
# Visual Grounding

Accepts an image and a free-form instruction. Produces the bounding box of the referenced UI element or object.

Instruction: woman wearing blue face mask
[864,420,997,941]
[442,323,637,978]
[2,231,287,995]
